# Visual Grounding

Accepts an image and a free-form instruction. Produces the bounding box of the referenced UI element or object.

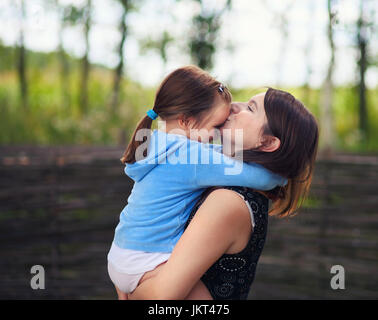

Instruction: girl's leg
[115,285,129,300]
[108,261,144,299]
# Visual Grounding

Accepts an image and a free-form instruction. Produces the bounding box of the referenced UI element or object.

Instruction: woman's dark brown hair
[241,88,319,218]
[121,65,232,164]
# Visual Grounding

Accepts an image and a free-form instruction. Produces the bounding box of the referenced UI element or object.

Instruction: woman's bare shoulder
[203,188,251,225]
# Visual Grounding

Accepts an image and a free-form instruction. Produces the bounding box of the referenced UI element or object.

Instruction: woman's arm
[128,189,252,300]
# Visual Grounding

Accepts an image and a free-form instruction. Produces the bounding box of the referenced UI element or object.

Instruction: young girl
[107,65,287,295]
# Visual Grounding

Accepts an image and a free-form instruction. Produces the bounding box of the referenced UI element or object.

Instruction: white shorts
[107,261,146,294]
[107,242,171,294]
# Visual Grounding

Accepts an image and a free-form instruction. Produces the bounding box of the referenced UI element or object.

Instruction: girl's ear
[178,115,195,130]
[259,135,280,152]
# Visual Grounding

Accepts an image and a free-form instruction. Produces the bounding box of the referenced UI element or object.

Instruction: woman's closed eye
[247,100,258,112]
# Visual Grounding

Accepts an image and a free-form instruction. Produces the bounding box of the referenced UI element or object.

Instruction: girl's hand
[115,285,129,300]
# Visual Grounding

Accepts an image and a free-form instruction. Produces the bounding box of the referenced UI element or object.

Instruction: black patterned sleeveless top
[184,186,269,300]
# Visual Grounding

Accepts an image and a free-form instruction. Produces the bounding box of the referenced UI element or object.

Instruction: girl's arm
[128,189,251,300]
[193,144,287,191]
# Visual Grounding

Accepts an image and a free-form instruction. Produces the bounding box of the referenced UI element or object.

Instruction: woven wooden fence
[0,146,377,299]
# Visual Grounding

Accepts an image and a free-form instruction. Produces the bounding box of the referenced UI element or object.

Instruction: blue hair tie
[146,109,158,120]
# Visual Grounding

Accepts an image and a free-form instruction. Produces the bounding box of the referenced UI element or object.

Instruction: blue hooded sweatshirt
[113,130,287,253]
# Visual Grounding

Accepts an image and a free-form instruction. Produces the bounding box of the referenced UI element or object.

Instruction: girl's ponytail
[120,114,153,164]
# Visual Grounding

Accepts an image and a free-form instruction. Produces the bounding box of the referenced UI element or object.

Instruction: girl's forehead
[198,99,229,126]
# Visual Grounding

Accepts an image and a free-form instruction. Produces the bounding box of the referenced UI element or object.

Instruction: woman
[116,88,319,299]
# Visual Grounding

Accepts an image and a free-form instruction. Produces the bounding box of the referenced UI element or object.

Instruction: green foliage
[0,47,377,151]
[189,0,232,70]
[0,47,155,145]
[139,31,174,64]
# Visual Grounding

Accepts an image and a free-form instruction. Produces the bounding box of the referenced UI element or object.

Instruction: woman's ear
[259,135,280,152]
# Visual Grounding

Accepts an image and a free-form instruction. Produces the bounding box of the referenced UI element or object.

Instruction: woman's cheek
[220,127,234,145]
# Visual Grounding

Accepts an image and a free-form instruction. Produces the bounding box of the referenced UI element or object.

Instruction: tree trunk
[301,0,315,107]
[262,1,294,88]
[275,3,292,88]
[57,10,70,114]
[80,0,91,115]
[110,0,129,115]
[320,0,336,155]
[357,0,368,139]
[17,0,28,110]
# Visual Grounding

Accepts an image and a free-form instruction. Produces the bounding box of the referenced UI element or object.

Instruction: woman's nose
[231,102,241,114]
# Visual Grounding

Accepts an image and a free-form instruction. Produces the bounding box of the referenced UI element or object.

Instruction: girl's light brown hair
[241,88,319,218]
[121,65,231,164]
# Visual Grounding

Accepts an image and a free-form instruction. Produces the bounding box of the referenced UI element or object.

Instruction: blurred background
[0,0,377,299]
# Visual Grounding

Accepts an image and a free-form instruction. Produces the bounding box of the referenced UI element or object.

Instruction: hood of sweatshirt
[124,130,189,182]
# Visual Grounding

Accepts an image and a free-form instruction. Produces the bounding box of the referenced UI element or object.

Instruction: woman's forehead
[250,93,265,108]
[250,92,265,101]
